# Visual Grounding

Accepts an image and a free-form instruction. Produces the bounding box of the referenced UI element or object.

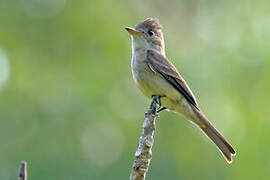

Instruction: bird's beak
[125,27,140,35]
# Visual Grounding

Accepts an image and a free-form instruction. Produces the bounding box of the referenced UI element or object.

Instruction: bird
[125,18,236,163]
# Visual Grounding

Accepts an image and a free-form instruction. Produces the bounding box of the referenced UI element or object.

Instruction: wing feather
[146,50,199,110]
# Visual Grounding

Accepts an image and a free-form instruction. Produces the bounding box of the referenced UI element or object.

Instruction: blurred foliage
[0,0,270,179]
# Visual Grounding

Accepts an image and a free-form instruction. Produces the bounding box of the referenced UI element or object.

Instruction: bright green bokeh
[1,0,270,179]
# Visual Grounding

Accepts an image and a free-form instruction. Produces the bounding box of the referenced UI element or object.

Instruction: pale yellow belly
[133,65,184,112]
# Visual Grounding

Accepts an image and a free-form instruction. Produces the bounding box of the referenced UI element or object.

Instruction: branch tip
[18,161,27,180]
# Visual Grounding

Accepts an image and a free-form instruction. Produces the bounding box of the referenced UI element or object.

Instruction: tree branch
[130,96,159,180]
[18,161,27,180]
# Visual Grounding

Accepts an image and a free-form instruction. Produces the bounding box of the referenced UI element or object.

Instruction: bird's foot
[157,107,167,113]
[151,94,166,107]
[151,94,166,114]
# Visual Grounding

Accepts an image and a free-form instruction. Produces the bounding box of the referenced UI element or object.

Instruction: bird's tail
[192,109,236,163]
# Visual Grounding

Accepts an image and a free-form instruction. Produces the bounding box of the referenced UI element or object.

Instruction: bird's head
[125,18,165,55]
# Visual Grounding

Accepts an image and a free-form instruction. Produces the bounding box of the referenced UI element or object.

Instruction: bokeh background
[1,0,270,179]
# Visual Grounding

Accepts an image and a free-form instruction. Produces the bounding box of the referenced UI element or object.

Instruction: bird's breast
[131,53,149,89]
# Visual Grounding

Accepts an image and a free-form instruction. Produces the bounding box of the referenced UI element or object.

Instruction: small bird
[125,18,236,163]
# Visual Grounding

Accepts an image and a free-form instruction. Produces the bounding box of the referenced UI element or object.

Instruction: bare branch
[130,96,159,180]
[18,161,27,180]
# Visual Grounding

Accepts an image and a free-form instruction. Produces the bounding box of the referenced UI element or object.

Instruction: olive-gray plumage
[126,18,236,163]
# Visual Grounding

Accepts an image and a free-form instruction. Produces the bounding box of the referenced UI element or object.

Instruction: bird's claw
[157,107,167,113]
[151,94,166,113]
[151,94,166,107]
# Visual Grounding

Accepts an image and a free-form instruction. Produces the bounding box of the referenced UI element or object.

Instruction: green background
[1,0,270,179]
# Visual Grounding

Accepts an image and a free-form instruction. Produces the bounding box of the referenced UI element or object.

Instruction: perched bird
[125,18,236,163]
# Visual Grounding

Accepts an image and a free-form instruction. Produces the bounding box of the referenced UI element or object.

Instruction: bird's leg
[151,94,166,107]
[151,94,166,113]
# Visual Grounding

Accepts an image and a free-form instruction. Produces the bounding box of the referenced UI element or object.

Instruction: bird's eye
[148,29,155,36]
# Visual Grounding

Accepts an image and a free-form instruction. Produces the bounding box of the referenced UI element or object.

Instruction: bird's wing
[146,49,199,110]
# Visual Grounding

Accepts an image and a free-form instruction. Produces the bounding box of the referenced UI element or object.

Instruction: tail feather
[202,125,236,163]
[192,109,236,163]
